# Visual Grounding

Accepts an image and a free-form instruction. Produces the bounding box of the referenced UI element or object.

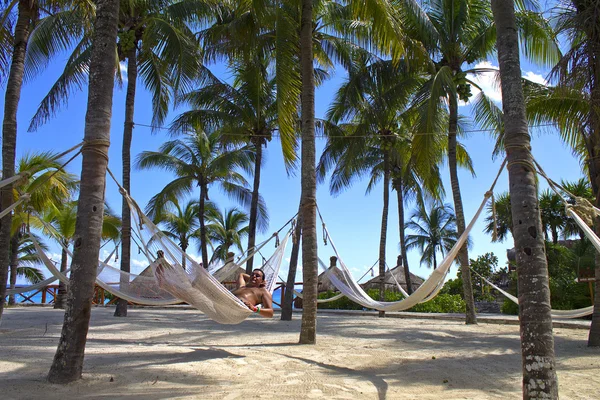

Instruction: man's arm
[253,289,274,318]
[237,273,250,289]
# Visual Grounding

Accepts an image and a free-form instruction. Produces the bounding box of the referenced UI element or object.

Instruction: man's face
[249,270,264,286]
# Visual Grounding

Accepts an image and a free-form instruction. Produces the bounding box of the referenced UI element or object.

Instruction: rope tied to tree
[81,139,111,162]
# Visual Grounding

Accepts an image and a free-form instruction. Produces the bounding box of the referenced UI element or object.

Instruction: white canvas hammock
[5,244,116,296]
[290,259,410,304]
[305,160,507,312]
[467,158,597,319]
[318,188,491,312]
[121,184,292,324]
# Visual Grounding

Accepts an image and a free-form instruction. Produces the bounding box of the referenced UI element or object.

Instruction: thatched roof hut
[316,256,425,293]
[360,265,424,293]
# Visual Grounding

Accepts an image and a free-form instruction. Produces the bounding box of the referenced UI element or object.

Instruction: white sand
[0,307,599,399]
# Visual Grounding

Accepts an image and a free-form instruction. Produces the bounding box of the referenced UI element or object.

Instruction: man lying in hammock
[232,269,274,318]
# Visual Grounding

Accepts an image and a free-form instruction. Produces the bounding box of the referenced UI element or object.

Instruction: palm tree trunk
[0,0,33,319]
[378,153,390,317]
[551,228,558,244]
[491,1,558,397]
[282,199,302,320]
[396,180,412,294]
[299,0,318,345]
[181,241,187,270]
[199,185,209,268]
[47,0,119,384]
[8,234,19,305]
[115,45,138,318]
[54,245,69,309]
[245,137,262,274]
[448,90,477,325]
[585,0,600,348]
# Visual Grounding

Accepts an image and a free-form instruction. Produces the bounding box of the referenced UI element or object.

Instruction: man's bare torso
[232,286,266,307]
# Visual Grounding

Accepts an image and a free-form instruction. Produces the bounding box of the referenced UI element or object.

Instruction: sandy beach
[0,307,598,399]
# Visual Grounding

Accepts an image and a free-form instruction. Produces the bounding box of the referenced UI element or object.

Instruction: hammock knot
[15,171,31,186]
[322,223,328,246]
[275,233,280,247]
[568,197,600,227]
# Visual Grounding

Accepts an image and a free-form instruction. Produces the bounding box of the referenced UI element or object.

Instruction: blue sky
[6,34,585,287]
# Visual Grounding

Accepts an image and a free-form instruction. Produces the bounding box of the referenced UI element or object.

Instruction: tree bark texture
[582,0,600,348]
[0,0,33,319]
[8,234,19,305]
[47,0,119,383]
[282,199,302,320]
[491,1,558,397]
[199,184,209,268]
[396,181,412,294]
[115,45,138,317]
[246,137,263,274]
[54,246,69,309]
[448,91,477,324]
[378,153,390,317]
[298,0,318,345]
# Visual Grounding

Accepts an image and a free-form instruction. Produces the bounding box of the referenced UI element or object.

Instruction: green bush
[316,290,465,313]
[410,294,465,313]
[501,299,519,315]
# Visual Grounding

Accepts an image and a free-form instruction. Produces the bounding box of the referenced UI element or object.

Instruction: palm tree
[318,54,435,311]
[205,207,249,264]
[0,0,96,319]
[392,154,444,294]
[298,0,319,344]
[171,57,272,273]
[148,195,206,269]
[0,0,37,318]
[539,189,565,244]
[7,233,47,305]
[405,201,459,270]
[521,0,600,347]
[47,0,120,384]
[5,151,78,304]
[491,0,558,395]
[399,0,559,325]
[483,192,513,242]
[23,0,204,318]
[41,201,120,309]
[15,234,46,283]
[136,130,256,268]
[561,178,594,241]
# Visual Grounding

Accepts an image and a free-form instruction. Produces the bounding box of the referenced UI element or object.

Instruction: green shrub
[317,290,465,313]
[410,294,465,313]
[501,299,519,315]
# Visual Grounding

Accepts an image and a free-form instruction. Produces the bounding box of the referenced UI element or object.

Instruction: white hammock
[319,189,492,312]
[471,268,593,319]
[5,244,116,296]
[120,184,292,324]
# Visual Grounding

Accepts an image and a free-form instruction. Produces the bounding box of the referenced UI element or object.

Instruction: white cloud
[461,61,548,106]
[119,61,128,83]
[463,61,502,105]
[523,71,547,85]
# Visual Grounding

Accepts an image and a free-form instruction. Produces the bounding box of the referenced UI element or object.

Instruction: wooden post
[280,283,284,306]
[590,281,595,306]
[41,287,47,304]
